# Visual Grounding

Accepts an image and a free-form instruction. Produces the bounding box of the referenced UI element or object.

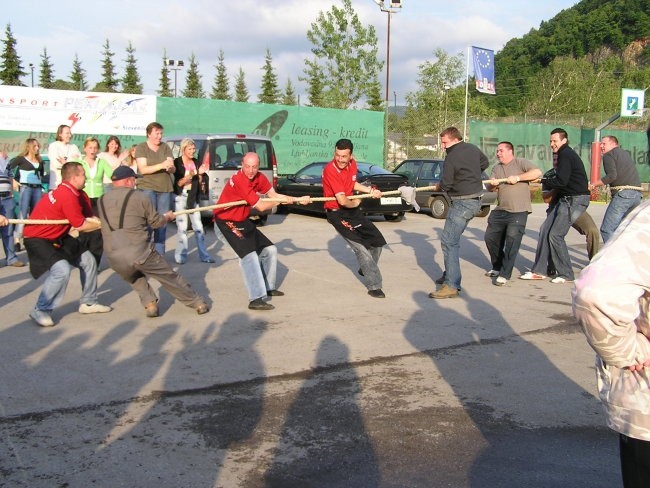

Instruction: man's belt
[450,192,483,200]
[0,191,12,198]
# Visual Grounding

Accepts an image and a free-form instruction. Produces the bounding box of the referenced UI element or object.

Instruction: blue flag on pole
[472,46,495,95]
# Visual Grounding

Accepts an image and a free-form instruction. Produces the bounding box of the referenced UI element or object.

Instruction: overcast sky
[10,0,579,104]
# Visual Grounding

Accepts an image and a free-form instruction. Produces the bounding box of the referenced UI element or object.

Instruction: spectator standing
[172,138,215,264]
[23,162,111,327]
[134,122,175,256]
[430,127,489,298]
[0,152,24,267]
[10,138,45,253]
[98,135,129,189]
[590,135,643,243]
[573,199,650,488]
[79,137,113,215]
[520,128,590,284]
[322,138,386,298]
[97,166,209,318]
[213,152,309,310]
[484,141,541,286]
[47,125,81,190]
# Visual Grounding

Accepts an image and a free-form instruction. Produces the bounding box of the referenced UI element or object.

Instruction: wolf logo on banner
[472,47,496,95]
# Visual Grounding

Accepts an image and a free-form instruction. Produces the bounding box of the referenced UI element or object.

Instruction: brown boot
[428,284,459,299]
[145,301,159,318]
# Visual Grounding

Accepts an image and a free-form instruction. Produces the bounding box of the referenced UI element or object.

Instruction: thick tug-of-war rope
[8,185,441,225]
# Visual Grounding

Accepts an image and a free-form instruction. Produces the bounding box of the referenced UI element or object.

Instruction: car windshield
[358,163,390,176]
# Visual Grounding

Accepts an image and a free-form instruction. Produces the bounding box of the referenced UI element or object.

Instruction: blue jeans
[345,238,383,290]
[484,210,528,280]
[531,194,590,280]
[174,194,213,263]
[214,224,277,301]
[141,190,172,256]
[0,195,18,264]
[600,189,642,243]
[15,185,42,239]
[35,250,98,312]
[441,198,481,290]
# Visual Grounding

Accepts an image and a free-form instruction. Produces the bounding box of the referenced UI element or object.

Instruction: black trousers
[620,434,650,488]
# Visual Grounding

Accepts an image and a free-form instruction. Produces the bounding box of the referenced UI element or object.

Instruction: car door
[415,160,442,207]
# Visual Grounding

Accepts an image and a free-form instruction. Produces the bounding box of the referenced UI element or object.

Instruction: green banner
[470,120,650,180]
[157,98,385,174]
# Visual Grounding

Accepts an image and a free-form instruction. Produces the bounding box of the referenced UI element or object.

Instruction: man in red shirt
[213,152,309,310]
[24,161,111,327]
[322,138,386,298]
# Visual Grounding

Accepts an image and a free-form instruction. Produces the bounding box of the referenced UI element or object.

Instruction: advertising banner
[0,86,156,135]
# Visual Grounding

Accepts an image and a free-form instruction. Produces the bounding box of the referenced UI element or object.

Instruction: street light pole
[443,83,450,128]
[374,1,402,104]
[29,63,34,87]
[166,59,185,97]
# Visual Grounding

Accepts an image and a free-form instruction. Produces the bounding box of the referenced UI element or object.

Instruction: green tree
[94,39,119,92]
[281,77,298,105]
[39,47,54,88]
[302,59,324,107]
[258,49,280,104]
[305,0,383,108]
[121,42,143,94]
[365,78,384,111]
[405,48,463,110]
[157,51,173,97]
[210,49,230,100]
[0,23,25,86]
[181,53,205,98]
[70,54,88,91]
[234,67,249,102]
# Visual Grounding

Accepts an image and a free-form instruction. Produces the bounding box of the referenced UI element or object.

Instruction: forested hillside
[490,0,650,118]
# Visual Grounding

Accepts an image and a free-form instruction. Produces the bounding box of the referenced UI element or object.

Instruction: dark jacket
[173,157,209,208]
[440,141,489,196]
[543,144,589,197]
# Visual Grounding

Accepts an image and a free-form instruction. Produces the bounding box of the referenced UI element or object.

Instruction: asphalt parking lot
[0,203,621,487]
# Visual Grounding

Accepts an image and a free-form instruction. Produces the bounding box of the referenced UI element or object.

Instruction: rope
[610,185,644,191]
[7,185,442,225]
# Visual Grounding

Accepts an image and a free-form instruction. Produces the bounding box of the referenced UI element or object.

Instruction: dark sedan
[392,159,496,219]
[276,161,412,221]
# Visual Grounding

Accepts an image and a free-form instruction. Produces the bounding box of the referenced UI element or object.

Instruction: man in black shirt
[430,127,488,299]
[521,128,590,284]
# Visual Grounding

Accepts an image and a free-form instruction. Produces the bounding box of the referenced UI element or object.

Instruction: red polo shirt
[214,170,272,221]
[24,182,92,241]
[322,158,357,210]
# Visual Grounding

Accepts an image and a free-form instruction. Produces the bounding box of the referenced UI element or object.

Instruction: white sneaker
[550,277,572,284]
[495,276,508,286]
[485,269,499,277]
[520,272,546,280]
[30,309,54,327]
[79,303,112,314]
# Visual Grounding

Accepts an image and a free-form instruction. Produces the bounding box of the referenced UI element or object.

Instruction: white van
[162,133,278,221]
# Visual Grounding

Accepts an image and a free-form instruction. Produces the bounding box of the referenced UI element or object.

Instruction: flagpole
[463,46,470,140]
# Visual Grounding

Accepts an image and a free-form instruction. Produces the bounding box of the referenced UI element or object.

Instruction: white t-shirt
[48,141,81,189]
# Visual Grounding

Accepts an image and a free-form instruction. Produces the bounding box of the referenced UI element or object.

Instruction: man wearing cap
[23,161,111,327]
[97,166,209,318]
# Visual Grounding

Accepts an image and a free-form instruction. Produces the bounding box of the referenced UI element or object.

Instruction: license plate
[380,197,401,205]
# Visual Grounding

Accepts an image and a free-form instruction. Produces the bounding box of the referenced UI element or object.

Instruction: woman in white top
[47,125,81,190]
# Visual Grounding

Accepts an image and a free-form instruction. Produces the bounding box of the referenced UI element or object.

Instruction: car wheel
[275,204,289,215]
[430,196,449,219]
[476,206,490,218]
[250,215,267,226]
[384,212,404,222]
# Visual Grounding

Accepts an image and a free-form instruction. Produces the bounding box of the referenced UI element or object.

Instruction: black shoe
[368,289,386,298]
[267,289,285,297]
[248,298,275,310]
[434,272,446,285]
[358,268,364,276]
